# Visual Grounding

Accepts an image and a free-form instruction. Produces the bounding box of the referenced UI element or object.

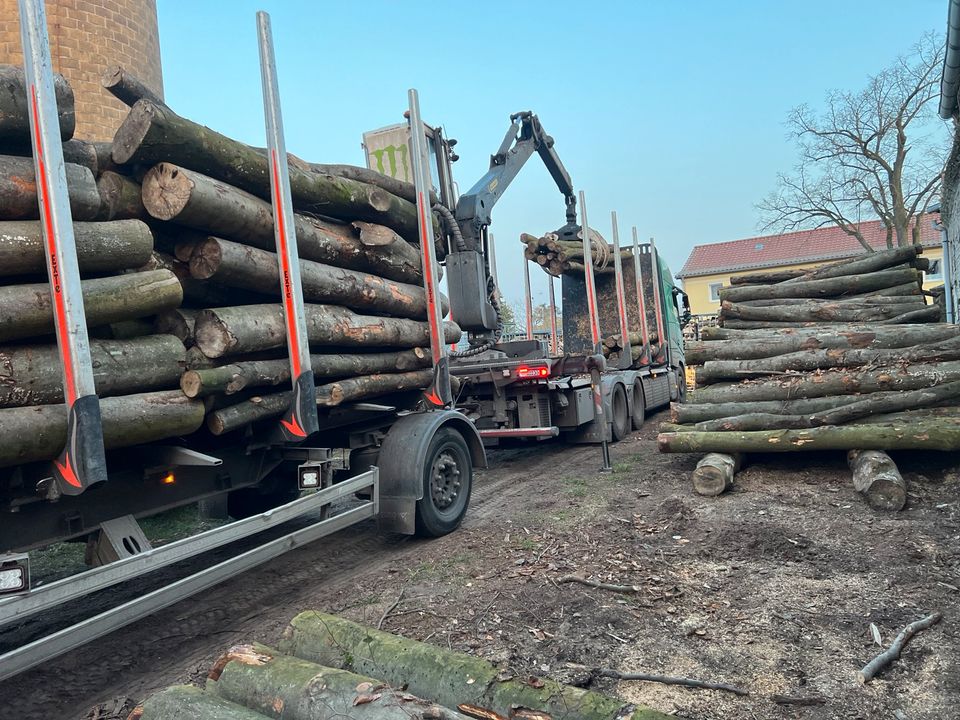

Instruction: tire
[415,427,473,538]
[631,382,646,431]
[677,365,687,402]
[610,383,630,441]
[227,462,300,520]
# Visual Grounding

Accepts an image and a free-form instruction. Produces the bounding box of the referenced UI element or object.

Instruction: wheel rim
[613,386,628,437]
[430,449,462,511]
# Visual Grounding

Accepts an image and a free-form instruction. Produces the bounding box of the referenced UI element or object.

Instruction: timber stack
[660,245,960,510]
[520,229,626,277]
[0,64,457,468]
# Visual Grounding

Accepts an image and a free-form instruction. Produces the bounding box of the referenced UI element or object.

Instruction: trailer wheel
[415,427,473,538]
[611,384,630,441]
[631,382,646,430]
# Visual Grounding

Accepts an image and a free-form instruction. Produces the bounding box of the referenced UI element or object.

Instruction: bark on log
[856,282,924,297]
[0,390,204,467]
[692,453,740,496]
[685,325,960,364]
[881,306,940,324]
[154,308,199,346]
[206,391,292,435]
[0,335,185,407]
[847,450,907,511]
[137,684,271,720]
[729,270,805,285]
[100,64,164,108]
[699,323,952,342]
[781,245,921,285]
[734,296,922,308]
[695,339,960,384]
[658,420,960,453]
[0,219,154,276]
[721,300,926,323]
[94,171,147,221]
[195,304,461,358]
[185,345,218,370]
[0,65,74,141]
[308,163,437,206]
[316,369,434,407]
[0,269,182,342]
[352,220,425,283]
[181,349,429,397]
[720,312,935,329]
[209,644,473,720]
[690,362,960,403]
[113,102,428,238]
[88,319,154,340]
[138,251,266,308]
[718,268,920,303]
[141,163,423,284]
[189,236,439,319]
[277,612,662,720]
[0,155,100,220]
[672,396,858,424]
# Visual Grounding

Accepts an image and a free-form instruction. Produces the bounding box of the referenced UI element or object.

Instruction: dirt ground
[3,410,958,719]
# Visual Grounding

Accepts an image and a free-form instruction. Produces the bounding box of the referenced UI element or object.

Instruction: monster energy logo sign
[369,143,410,181]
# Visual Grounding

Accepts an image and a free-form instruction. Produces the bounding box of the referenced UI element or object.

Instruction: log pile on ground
[660,246,958,507]
[0,64,457,468]
[134,612,672,720]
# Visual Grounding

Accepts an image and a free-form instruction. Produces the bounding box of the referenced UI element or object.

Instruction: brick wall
[0,0,163,142]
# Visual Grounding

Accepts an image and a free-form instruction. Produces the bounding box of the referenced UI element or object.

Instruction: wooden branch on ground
[377,589,406,630]
[556,575,641,593]
[594,668,748,696]
[858,613,942,683]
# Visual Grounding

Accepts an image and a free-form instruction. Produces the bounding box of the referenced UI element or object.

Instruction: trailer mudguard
[377,410,486,534]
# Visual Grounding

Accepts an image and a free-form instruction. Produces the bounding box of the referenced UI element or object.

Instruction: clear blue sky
[156,0,946,312]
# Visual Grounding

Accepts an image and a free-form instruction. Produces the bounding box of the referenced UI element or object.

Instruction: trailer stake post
[19,0,106,495]
[631,227,651,366]
[610,211,632,369]
[523,250,534,341]
[649,237,668,367]
[408,89,452,407]
[257,11,319,442]
[579,191,612,472]
[547,274,559,356]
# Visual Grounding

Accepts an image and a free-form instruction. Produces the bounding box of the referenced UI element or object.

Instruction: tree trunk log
[684,325,960,364]
[308,163,437,206]
[94,171,147,221]
[0,269,182,342]
[277,611,653,720]
[113,102,428,238]
[189,236,439,319]
[0,219,154,276]
[695,339,960,385]
[100,64,164,108]
[154,308,199,346]
[690,361,960,403]
[855,282,924,297]
[0,65,74,141]
[729,270,805,285]
[316,369,434,406]
[719,309,936,329]
[735,296,922,308]
[0,154,100,220]
[206,390,292,435]
[848,450,907,511]
[0,335,185,407]
[700,323,949,341]
[181,348,429,397]
[671,396,854,424]
[721,300,926,323]
[194,304,461,358]
[658,420,960,453]
[718,268,920,303]
[141,163,423,284]
[136,684,272,720]
[208,644,473,720]
[692,453,740,496]
[781,246,921,285]
[352,220,426,283]
[0,390,204,467]
[138,251,267,308]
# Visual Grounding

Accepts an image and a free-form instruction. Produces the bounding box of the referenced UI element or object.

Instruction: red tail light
[516,365,549,379]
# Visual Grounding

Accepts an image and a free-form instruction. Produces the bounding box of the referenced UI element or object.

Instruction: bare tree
[759,32,949,251]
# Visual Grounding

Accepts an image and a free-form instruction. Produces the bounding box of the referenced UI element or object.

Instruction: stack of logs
[0,64,457,470]
[521,230,626,277]
[658,245,960,510]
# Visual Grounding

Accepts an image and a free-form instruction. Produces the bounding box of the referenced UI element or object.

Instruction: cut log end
[692,452,740,496]
[847,449,907,511]
[142,162,195,221]
[111,99,159,165]
[188,236,223,280]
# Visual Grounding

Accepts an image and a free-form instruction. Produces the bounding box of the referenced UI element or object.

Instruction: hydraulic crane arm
[454,111,577,250]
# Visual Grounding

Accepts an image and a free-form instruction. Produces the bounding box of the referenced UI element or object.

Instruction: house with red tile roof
[678,217,942,315]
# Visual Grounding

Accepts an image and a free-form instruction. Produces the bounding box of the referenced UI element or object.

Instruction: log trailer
[363,112,689,448]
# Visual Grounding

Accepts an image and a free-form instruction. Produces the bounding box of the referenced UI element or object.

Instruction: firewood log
[0,154,100,220]
[847,450,907,510]
[692,453,741,496]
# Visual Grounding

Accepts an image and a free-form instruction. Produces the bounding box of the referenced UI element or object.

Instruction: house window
[927,258,942,280]
[708,282,723,302]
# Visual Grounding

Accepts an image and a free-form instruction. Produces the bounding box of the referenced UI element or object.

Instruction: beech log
[856,282,925,297]
[0,335,184,407]
[658,420,960,453]
[141,163,423,284]
[138,251,266,307]
[308,162,436,205]
[316,369,434,406]
[718,268,919,303]
[352,220,425,282]
[0,390,204,467]
[734,296,921,308]
[0,155,100,220]
[721,300,926,323]
[100,64,164,107]
[206,391,292,435]
[135,684,269,720]
[113,102,428,238]
[729,270,805,285]
[0,65,74,141]
[181,349,429,397]
[692,453,741,496]
[0,269,182,342]
[189,236,439,319]
[781,246,921,285]
[685,325,960,364]
[720,309,936,329]
[154,309,199,346]
[95,171,147,221]
[847,450,907,510]
[0,219,153,276]
[195,304,461,358]
[277,611,655,720]
[88,319,155,340]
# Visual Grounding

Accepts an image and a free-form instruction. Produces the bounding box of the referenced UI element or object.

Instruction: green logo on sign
[370,143,409,180]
